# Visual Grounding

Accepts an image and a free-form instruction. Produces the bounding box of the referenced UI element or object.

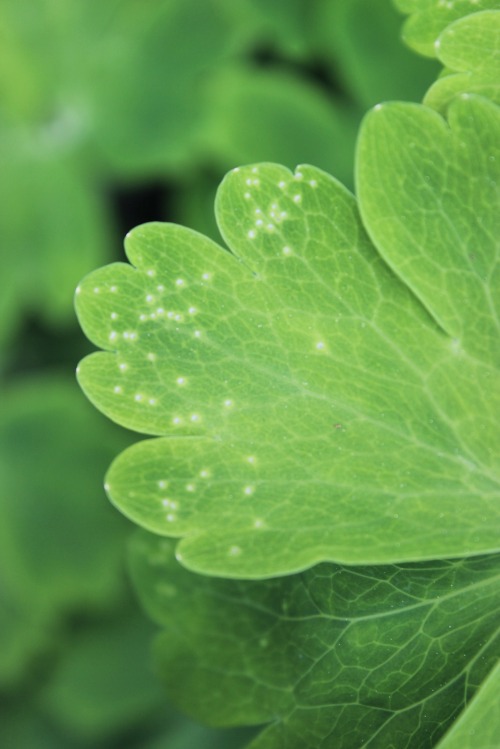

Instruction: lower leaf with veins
[75,94,499,579]
[129,531,500,749]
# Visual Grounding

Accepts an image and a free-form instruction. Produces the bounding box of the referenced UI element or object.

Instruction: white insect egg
[113,386,122,394]
[176,377,186,385]
[175,279,185,287]
[316,341,325,350]
[244,485,254,496]
[146,294,154,303]
[229,545,241,556]
[293,194,302,203]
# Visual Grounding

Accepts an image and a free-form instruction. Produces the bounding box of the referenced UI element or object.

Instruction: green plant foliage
[435,661,500,747]
[75,93,499,579]
[424,10,500,111]
[314,0,439,107]
[0,375,131,685]
[394,0,500,57]
[39,607,172,743]
[130,531,500,749]
[201,65,359,189]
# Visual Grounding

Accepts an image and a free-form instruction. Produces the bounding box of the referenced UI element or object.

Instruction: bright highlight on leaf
[76,91,499,579]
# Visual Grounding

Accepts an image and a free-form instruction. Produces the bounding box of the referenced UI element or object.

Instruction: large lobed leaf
[76,92,500,579]
[130,530,500,749]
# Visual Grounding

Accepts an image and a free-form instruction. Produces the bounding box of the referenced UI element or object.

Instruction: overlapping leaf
[76,91,499,578]
[393,0,500,57]
[130,530,500,749]
[424,10,500,111]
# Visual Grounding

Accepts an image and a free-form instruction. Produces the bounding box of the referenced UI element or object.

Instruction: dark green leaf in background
[394,0,500,58]
[424,10,500,111]
[130,531,500,749]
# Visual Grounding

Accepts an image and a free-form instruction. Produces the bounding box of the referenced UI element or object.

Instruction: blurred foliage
[0,0,439,746]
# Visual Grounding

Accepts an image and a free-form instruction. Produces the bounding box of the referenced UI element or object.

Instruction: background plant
[3,1,497,748]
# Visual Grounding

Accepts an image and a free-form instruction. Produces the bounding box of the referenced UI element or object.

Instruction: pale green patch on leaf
[436,661,500,748]
[394,0,500,58]
[130,531,500,748]
[424,11,500,111]
[76,93,500,579]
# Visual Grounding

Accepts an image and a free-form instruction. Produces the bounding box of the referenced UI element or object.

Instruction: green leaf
[39,606,168,742]
[436,661,500,748]
[76,95,500,578]
[394,0,500,58]
[313,0,439,108]
[0,374,132,684]
[201,65,358,190]
[424,11,500,111]
[130,531,500,748]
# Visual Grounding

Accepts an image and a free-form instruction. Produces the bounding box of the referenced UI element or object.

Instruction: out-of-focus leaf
[39,606,167,742]
[0,374,132,684]
[201,66,358,188]
[0,144,111,349]
[314,0,438,107]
